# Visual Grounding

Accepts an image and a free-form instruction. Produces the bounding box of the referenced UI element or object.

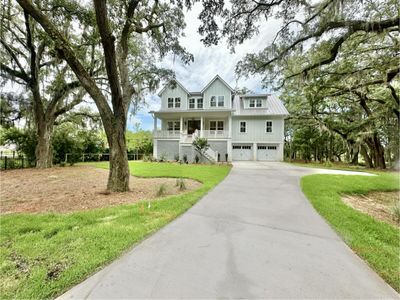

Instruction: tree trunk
[360,144,373,168]
[372,134,386,169]
[35,121,53,168]
[106,122,130,192]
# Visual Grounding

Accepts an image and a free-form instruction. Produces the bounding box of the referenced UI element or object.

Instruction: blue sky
[128,3,281,132]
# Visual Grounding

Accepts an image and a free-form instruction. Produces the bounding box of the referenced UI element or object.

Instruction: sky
[129,3,281,132]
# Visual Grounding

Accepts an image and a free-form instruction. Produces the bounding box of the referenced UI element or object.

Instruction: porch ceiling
[153,110,232,119]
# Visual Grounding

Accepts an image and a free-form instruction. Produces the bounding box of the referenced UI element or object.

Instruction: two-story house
[150,75,289,162]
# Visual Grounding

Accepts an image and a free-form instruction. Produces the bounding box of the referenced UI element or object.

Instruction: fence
[0,155,32,170]
[65,152,144,164]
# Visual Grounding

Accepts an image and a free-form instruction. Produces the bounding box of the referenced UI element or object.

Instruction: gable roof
[157,79,190,97]
[233,94,289,116]
[200,75,234,93]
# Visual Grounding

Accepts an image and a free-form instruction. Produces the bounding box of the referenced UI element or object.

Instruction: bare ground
[342,191,400,227]
[0,166,201,214]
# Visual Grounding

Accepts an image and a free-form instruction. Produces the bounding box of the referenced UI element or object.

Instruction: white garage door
[232,145,253,161]
[257,145,278,161]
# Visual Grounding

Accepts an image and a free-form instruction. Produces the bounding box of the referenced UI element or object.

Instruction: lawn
[287,161,371,172]
[0,161,231,299]
[301,172,400,291]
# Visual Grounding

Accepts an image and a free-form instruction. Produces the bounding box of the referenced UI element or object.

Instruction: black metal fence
[65,152,144,164]
[0,155,32,170]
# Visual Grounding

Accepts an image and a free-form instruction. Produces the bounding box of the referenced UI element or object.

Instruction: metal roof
[157,79,190,97]
[232,94,289,116]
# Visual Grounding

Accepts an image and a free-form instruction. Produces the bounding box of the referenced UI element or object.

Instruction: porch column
[200,116,204,137]
[228,116,232,138]
[180,116,183,133]
[153,115,157,132]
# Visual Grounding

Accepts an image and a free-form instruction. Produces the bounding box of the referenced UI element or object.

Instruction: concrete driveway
[59,162,398,299]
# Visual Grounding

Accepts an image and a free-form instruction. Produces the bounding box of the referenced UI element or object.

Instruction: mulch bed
[342,191,400,227]
[0,166,201,214]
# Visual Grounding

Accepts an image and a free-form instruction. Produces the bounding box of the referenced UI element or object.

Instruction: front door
[187,120,201,134]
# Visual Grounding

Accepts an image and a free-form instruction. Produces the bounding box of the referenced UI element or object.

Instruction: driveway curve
[59,162,398,299]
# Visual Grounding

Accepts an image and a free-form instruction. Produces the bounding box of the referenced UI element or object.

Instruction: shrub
[192,137,209,156]
[183,154,188,164]
[159,153,167,162]
[391,201,400,224]
[195,155,200,163]
[143,154,153,162]
[59,161,66,167]
[174,154,179,162]
[156,184,167,197]
[225,153,228,162]
[175,178,186,191]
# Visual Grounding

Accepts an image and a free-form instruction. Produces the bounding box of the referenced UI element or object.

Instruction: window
[189,98,195,109]
[268,146,277,150]
[210,96,216,107]
[266,121,273,133]
[256,99,262,107]
[249,99,255,108]
[242,145,251,150]
[218,96,224,107]
[258,146,267,150]
[168,98,174,108]
[210,120,224,131]
[174,97,181,108]
[167,121,180,131]
[240,121,246,133]
[197,98,203,109]
[233,145,241,149]
[249,99,262,108]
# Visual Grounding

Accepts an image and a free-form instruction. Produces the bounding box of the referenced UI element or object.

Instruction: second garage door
[232,145,253,161]
[257,145,278,161]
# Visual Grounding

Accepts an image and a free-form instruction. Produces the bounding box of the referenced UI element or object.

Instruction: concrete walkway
[59,162,398,299]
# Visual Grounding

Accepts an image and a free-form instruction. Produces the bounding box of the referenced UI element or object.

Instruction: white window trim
[167,120,180,131]
[209,120,224,131]
[265,120,273,133]
[210,95,225,107]
[239,120,247,133]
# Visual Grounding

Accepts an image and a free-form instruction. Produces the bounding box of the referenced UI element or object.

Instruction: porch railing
[153,130,180,138]
[202,130,229,139]
[153,129,229,140]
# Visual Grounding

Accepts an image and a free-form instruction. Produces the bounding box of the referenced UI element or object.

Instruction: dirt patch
[0,166,201,214]
[342,191,400,227]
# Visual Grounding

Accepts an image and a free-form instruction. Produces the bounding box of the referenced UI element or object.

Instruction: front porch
[152,112,232,142]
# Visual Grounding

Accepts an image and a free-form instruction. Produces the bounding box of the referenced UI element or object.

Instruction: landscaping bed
[0,166,201,214]
[342,191,399,227]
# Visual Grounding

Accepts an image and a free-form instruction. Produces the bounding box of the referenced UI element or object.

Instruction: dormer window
[249,99,262,108]
[189,98,195,109]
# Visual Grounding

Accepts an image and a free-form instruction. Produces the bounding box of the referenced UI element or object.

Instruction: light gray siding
[209,141,228,162]
[232,116,284,142]
[180,145,193,162]
[203,78,232,109]
[157,141,179,160]
[160,85,188,110]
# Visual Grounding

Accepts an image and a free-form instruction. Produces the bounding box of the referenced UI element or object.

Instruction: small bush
[195,155,200,164]
[159,153,167,162]
[391,201,400,224]
[143,154,154,162]
[183,154,188,164]
[59,161,66,167]
[174,154,179,162]
[156,184,167,197]
[225,153,228,162]
[175,178,186,191]
[324,161,333,167]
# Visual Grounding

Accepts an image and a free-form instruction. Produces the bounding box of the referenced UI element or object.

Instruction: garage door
[257,145,278,161]
[232,145,253,161]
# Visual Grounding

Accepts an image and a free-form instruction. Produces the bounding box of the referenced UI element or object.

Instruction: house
[150,75,289,162]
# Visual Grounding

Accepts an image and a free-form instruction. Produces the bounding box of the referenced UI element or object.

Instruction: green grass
[0,161,231,299]
[301,172,400,291]
[287,161,374,172]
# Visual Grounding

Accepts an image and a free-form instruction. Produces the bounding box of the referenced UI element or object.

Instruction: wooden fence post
[4,156,7,170]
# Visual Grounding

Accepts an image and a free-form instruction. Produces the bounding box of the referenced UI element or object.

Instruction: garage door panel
[257,145,277,161]
[232,145,252,161]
